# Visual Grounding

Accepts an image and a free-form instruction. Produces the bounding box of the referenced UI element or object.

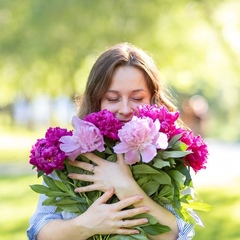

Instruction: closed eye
[108,98,119,102]
[132,98,143,101]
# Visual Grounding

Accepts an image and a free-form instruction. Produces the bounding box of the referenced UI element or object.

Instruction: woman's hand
[68,153,138,198]
[77,187,149,236]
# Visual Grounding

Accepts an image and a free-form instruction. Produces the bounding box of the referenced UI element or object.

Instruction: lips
[120,120,131,124]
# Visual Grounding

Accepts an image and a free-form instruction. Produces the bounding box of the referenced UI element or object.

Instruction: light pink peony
[60,116,105,161]
[113,116,168,165]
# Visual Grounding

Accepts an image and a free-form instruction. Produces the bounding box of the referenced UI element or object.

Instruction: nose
[118,100,133,116]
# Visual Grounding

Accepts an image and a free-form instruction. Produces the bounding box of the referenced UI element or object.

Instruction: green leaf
[56,170,69,182]
[54,180,71,193]
[168,170,186,187]
[152,171,171,185]
[93,150,106,159]
[30,184,50,194]
[168,133,183,148]
[45,191,71,197]
[136,175,150,187]
[43,175,59,191]
[105,146,113,154]
[132,165,160,175]
[109,235,146,240]
[141,181,159,196]
[107,154,117,162]
[141,222,171,235]
[157,185,173,199]
[162,151,191,159]
[37,170,45,178]
[42,197,56,206]
[175,164,192,186]
[56,205,83,214]
[54,198,80,205]
[182,201,212,212]
[153,159,170,168]
[171,141,188,151]
[130,213,158,225]
[70,196,89,204]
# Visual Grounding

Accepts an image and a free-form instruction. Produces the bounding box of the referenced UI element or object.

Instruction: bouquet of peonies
[29,104,211,239]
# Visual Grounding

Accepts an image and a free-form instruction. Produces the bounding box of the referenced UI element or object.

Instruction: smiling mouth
[120,120,131,124]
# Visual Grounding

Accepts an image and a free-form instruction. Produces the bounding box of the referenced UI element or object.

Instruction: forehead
[107,66,149,92]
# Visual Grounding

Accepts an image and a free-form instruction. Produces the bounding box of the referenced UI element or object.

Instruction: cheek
[100,101,117,113]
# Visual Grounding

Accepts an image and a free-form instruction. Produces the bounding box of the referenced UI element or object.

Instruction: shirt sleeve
[164,204,195,240]
[26,193,63,240]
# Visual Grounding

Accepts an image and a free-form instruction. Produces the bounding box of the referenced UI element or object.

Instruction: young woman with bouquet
[27,43,208,240]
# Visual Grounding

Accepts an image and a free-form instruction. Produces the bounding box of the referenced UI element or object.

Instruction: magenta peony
[171,128,208,172]
[29,127,72,175]
[137,104,179,138]
[60,116,105,161]
[113,116,168,165]
[184,133,208,172]
[84,109,123,140]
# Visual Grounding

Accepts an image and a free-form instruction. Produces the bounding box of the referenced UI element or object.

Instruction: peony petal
[113,143,131,154]
[140,145,157,163]
[155,132,168,150]
[67,149,81,161]
[125,150,140,165]
[59,136,80,152]
[71,115,83,133]
[152,118,160,132]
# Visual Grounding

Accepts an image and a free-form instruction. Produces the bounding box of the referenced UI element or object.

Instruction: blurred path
[0,138,240,188]
[192,139,240,188]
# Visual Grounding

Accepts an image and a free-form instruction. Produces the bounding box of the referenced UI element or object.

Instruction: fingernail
[144,207,150,211]
[143,218,148,223]
[68,173,73,177]
[137,195,144,200]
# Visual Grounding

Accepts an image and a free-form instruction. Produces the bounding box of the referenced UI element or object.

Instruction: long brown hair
[77,43,177,118]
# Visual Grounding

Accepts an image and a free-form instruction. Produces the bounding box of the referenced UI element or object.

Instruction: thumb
[116,153,125,164]
[95,187,115,204]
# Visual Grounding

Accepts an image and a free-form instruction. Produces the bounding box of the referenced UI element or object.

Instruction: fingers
[114,195,144,211]
[94,187,115,204]
[118,217,148,229]
[68,160,96,173]
[116,154,128,167]
[82,152,104,165]
[116,153,124,163]
[118,208,150,226]
[74,184,100,193]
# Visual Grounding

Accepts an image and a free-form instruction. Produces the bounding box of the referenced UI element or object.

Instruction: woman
[27,43,195,240]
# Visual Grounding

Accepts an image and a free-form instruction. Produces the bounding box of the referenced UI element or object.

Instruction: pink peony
[84,109,123,140]
[29,127,72,175]
[113,116,168,165]
[60,116,105,161]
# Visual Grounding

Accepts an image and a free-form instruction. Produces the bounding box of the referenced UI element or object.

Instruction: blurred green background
[0,0,240,239]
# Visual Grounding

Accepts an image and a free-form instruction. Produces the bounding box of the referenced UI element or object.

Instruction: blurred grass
[0,174,240,240]
[194,185,240,240]
[0,126,45,163]
[0,175,41,240]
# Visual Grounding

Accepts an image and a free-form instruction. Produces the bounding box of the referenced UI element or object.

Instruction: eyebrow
[106,89,147,93]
